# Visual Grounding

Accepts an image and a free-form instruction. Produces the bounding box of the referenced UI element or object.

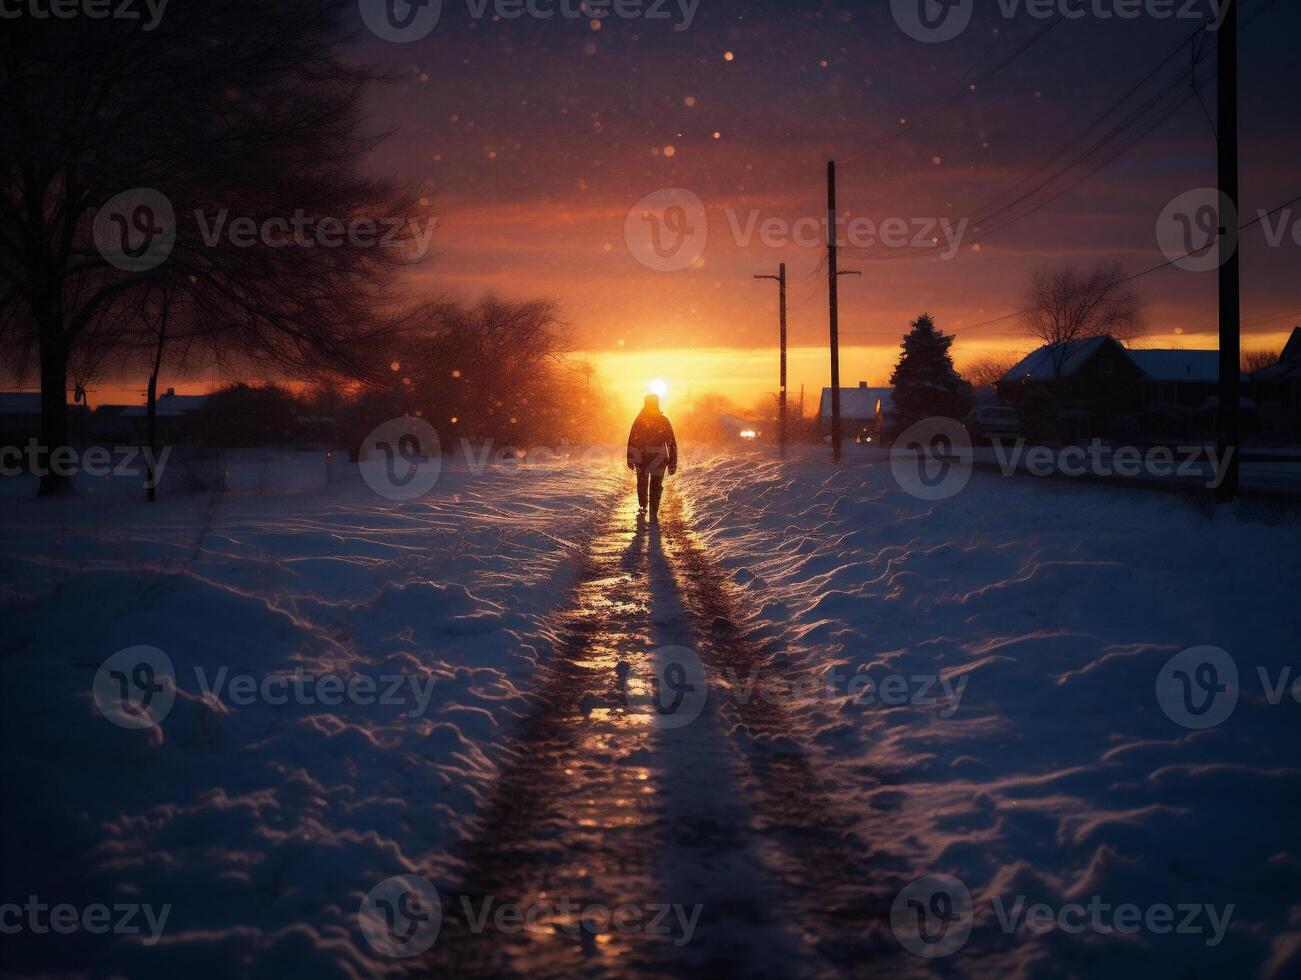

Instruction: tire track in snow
[423,487,676,978]
[421,481,886,977]
[658,487,895,972]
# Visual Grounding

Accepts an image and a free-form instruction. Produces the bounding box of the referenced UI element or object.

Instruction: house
[1126,348,1223,437]
[0,392,45,446]
[997,337,1253,440]
[818,382,894,442]
[92,388,210,442]
[0,392,89,447]
[1252,327,1301,437]
[997,337,1145,440]
[118,388,209,419]
[295,415,339,447]
[89,404,136,442]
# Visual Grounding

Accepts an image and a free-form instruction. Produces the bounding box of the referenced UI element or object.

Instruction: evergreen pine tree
[888,313,974,432]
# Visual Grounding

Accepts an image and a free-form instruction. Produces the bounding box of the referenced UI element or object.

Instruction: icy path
[424,485,877,977]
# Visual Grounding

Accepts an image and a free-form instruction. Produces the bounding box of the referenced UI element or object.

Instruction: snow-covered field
[676,451,1301,979]
[0,453,622,978]
[3,447,1300,978]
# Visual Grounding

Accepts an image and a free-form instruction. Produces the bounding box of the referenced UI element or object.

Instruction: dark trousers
[636,468,664,514]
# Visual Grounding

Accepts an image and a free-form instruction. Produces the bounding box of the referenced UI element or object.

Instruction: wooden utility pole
[826,161,861,463]
[1216,0,1240,503]
[827,161,843,462]
[754,263,788,457]
[145,290,171,503]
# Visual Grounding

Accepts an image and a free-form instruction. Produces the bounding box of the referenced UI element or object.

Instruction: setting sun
[647,378,669,400]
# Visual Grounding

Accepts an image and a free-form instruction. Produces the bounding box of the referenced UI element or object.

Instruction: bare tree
[1242,349,1280,374]
[338,297,612,450]
[678,392,739,444]
[1023,262,1145,377]
[963,355,1020,389]
[0,0,420,494]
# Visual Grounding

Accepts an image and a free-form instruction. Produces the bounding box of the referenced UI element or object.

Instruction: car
[965,405,1021,442]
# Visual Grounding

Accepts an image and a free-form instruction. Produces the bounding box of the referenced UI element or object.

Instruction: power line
[849,33,1215,259]
[837,13,1067,163]
[961,17,1212,219]
[956,190,1301,333]
[1191,30,1218,139]
[957,0,1283,246]
[840,0,1281,260]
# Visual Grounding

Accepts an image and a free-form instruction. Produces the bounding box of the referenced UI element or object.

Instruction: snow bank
[0,454,621,978]
[677,452,1301,979]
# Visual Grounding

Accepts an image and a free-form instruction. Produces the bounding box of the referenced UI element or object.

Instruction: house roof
[119,392,208,418]
[1127,349,1220,383]
[119,407,188,418]
[0,393,42,415]
[1001,337,1235,385]
[0,393,84,415]
[1281,326,1301,365]
[818,386,894,420]
[1000,336,1112,382]
[159,392,208,411]
[1253,361,1301,381]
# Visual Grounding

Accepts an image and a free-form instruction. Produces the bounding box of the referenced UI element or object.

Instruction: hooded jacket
[627,402,678,474]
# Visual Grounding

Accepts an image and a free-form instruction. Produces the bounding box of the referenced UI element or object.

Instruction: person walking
[626,393,678,520]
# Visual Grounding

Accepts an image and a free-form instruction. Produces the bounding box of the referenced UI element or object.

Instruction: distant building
[997,337,1253,440]
[92,388,209,442]
[89,404,134,442]
[1252,327,1301,437]
[0,392,88,446]
[0,393,44,444]
[117,388,209,419]
[295,415,339,446]
[998,336,1144,439]
[1127,348,1224,436]
[818,382,894,441]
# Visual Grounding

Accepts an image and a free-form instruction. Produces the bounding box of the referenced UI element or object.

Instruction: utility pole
[1216,0,1240,503]
[826,161,861,463]
[754,263,788,457]
[828,161,842,462]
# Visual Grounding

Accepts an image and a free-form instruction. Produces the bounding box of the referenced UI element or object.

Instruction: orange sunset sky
[89,2,1301,414]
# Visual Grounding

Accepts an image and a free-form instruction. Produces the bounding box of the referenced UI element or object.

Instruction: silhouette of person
[627,393,678,520]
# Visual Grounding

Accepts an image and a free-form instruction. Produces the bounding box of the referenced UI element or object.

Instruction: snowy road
[3,450,1300,979]
[425,484,879,978]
